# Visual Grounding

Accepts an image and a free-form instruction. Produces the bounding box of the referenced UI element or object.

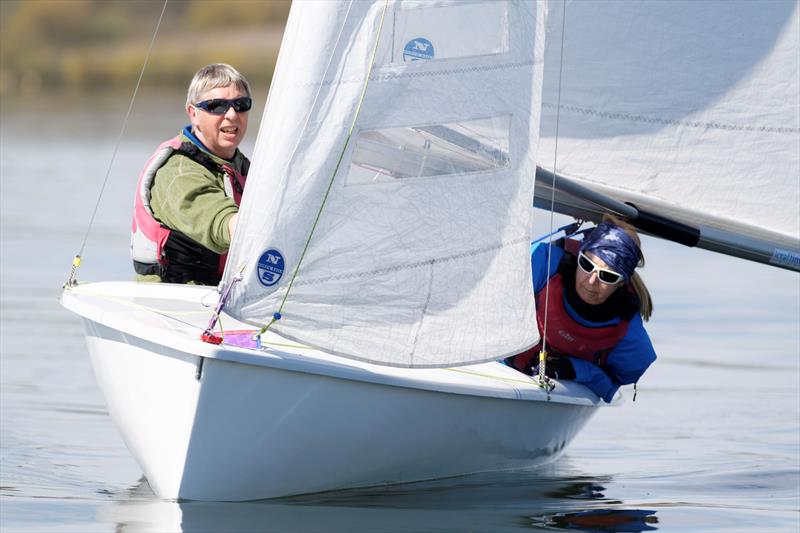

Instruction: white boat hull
[63,282,603,501]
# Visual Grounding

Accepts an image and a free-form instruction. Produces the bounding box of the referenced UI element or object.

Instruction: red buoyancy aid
[130,136,247,283]
[509,270,631,374]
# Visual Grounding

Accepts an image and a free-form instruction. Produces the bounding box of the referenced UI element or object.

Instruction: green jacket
[137,131,248,283]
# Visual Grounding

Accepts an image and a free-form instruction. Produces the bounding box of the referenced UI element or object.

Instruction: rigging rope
[254,0,391,339]
[64,0,169,287]
[538,0,569,395]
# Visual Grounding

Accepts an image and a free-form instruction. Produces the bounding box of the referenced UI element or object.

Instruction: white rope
[66,0,169,286]
[538,0,569,389]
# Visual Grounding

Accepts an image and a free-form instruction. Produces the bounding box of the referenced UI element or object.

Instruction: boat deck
[61,281,607,406]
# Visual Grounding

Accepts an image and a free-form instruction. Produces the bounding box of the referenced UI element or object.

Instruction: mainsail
[537,0,800,270]
[224,0,545,366]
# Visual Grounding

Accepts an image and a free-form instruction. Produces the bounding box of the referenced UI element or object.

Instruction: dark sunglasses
[193,96,252,115]
[577,251,623,285]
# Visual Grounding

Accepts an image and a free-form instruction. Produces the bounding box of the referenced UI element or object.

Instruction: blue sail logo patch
[403,37,434,62]
[257,249,285,287]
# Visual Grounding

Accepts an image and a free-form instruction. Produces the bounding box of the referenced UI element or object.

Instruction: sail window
[389,2,509,64]
[346,115,511,185]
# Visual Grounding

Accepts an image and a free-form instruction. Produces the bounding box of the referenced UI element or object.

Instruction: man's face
[187,84,249,160]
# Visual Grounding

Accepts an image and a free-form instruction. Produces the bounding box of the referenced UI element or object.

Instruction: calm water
[1,96,798,533]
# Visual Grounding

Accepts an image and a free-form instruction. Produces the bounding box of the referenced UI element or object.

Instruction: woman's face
[186,84,249,160]
[575,251,622,305]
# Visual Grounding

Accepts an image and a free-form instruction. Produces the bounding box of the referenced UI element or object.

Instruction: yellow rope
[71,288,201,314]
[67,286,315,350]
[444,367,544,387]
[71,286,555,387]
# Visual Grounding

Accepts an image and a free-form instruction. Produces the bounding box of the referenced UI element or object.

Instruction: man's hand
[228,213,239,239]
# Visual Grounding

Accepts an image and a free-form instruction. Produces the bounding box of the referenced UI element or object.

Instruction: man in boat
[131,63,251,285]
[505,216,657,402]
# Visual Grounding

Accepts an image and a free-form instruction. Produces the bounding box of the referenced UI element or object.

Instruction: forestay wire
[538,0,569,394]
[65,0,169,287]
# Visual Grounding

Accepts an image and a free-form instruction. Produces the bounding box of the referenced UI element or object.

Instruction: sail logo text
[257,249,285,287]
[403,37,434,62]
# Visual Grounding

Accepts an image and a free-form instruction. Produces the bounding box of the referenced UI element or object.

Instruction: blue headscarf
[579,222,641,282]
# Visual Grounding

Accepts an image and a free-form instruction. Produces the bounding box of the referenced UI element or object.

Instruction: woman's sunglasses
[194,97,252,115]
[577,251,623,285]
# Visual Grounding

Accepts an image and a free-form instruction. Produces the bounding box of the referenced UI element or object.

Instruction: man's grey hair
[186,63,251,108]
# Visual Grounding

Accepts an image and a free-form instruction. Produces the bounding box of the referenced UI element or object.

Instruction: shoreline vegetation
[0,0,290,98]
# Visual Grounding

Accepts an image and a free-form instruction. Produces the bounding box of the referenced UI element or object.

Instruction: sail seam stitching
[542,103,799,134]
[295,60,537,87]
[293,236,530,286]
[408,260,436,365]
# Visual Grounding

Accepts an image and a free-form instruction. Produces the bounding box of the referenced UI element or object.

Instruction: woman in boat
[131,63,252,285]
[506,216,656,402]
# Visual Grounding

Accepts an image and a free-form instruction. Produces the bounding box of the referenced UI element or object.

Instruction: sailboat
[60,0,799,501]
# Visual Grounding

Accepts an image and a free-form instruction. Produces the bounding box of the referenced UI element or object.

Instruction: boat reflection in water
[101,472,659,533]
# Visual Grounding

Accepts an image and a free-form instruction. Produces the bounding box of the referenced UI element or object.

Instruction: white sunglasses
[577,251,623,285]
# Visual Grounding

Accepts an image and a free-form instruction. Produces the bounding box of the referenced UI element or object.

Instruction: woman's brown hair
[602,214,653,321]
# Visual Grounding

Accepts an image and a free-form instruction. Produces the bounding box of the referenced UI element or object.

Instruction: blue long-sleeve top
[531,242,656,402]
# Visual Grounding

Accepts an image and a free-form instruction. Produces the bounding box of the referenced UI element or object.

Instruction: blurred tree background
[0,0,291,97]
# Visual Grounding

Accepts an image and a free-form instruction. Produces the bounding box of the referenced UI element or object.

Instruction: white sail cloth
[539,0,800,252]
[224,0,545,367]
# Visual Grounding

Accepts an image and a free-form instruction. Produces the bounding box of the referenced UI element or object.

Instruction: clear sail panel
[347,116,511,185]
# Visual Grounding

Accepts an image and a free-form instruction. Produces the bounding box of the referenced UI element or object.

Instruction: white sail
[538,0,800,267]
[224,0,546,367]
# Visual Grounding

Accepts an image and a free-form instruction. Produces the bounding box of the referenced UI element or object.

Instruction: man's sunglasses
[193,97,252,115]
[577,251,623,285]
